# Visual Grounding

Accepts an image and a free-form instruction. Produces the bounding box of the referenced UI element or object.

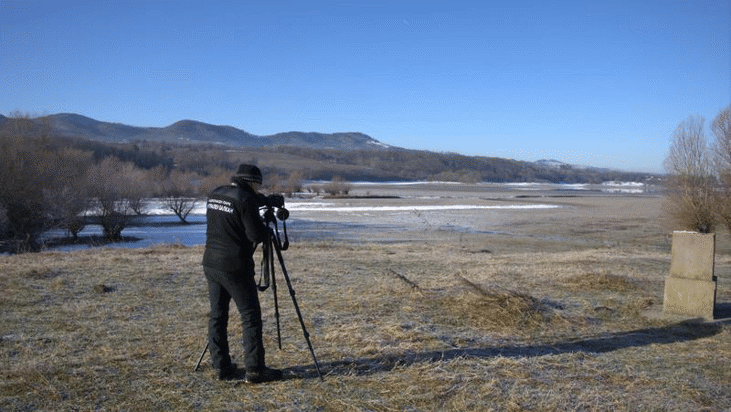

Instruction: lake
[38,181,657,251]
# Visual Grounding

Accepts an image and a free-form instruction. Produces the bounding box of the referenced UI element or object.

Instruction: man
[202,164,283,383]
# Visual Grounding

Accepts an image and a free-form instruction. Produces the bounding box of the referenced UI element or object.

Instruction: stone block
[669,231,715,281]
[663,276,717,320]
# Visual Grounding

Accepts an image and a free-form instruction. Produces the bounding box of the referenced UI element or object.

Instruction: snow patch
[285,203,559,212]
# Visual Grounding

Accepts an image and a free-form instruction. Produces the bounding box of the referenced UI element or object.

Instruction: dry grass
[2,236,730,411]
[2,189,730,411]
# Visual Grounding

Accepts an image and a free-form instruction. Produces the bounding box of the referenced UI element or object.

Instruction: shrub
[323,176,351,196]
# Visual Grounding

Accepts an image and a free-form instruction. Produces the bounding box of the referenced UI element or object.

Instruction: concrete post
[663,231,717,320]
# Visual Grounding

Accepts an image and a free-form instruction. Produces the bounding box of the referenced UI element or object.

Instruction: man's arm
[242,194,268,244]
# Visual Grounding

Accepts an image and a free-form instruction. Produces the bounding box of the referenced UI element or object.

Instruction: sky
[2,0,730,173]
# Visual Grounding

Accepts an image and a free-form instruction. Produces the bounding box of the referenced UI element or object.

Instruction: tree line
[663,105,731,234]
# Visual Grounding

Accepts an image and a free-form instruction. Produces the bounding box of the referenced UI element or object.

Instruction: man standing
[202,164,283,383]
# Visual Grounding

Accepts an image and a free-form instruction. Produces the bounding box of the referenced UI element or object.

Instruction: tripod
[194,203,324,381]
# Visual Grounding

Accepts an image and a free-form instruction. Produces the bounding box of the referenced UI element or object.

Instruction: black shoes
[244,367,283,384]
[218,363,283,384]
[216,363,283,383]
[217,363,243,381]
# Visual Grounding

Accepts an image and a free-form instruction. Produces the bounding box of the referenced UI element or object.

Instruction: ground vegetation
[1,234,729,410]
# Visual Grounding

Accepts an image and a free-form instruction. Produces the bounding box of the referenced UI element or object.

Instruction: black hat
[234,164,262,185]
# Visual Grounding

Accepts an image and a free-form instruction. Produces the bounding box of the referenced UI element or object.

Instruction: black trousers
[203,265,265,372]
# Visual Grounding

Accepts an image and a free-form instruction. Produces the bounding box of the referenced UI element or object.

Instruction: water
[35,182,584,251]
[39,215,380,251]
[41,215,208,251]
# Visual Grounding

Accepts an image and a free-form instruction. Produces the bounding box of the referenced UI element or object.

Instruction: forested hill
[0,113,388,151]
[253,146,657,183]
[0,113,658,183]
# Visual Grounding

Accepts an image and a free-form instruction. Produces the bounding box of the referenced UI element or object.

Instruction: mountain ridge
[0,113,656,179]
[0,113,390,151]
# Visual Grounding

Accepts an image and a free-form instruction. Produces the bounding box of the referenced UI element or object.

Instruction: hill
[0,113,659,183]
[0,113,388,151]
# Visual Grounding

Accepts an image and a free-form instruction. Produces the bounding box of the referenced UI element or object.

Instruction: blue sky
[2,1,729,173]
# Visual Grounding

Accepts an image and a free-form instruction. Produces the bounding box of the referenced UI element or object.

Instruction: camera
[259,194,285,209]
[259,194,289,221]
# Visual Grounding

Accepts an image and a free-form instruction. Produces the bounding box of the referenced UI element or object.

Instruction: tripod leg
[268,235,282,349]
[193,341,208,372]
[272,239,324,381]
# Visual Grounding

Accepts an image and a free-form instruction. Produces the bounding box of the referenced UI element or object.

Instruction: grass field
[1,184,730,411]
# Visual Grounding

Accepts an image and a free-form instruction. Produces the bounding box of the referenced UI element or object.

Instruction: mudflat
[289,182,676,253]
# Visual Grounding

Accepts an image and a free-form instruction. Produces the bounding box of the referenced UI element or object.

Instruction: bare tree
[0,135,48,251]
[286,170,304,196]
[662,115,717,233]
[267,171,304,197]
[41,147,94,241]
[85,157,140,240]
[712,106,731,166]
[43,186,88,241]
[0,121,94,251]
[161,170,198,223]
[711,106,731,232]
[323,176,352,196]
[664,115,713,176]
[197,168,230,196]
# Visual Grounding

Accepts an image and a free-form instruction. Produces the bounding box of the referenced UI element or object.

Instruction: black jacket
[202,183,268,273]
